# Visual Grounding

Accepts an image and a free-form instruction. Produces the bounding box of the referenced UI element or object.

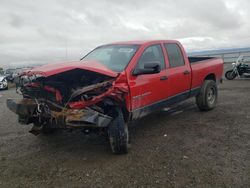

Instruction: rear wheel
[108,108,129,154]
[196,80,218,111]
[225,70,237,80]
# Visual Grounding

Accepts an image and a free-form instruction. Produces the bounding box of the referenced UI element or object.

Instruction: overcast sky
[1,0,250,68]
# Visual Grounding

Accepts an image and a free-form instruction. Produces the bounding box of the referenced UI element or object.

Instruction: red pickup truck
[7,40,223,154]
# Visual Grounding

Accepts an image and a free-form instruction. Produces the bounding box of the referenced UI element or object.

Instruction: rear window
[164,44,185,68]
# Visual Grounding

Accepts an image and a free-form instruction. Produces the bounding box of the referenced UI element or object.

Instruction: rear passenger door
[164,43,191,98]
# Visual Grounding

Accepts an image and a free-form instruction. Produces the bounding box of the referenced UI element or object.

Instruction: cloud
[0,0,250,68]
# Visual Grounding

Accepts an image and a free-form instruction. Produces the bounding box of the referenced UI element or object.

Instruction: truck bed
[190,57,224,89]
[188,56,214,64]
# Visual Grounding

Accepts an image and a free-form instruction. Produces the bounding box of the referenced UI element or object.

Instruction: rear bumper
[6,98,112,128]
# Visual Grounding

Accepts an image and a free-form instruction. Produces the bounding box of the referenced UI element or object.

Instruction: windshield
[82,44,139,72]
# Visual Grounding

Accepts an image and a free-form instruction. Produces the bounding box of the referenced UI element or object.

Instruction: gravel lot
[0,74,250,187]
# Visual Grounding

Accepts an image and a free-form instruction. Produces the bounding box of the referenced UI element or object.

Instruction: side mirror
[133,61,161,76]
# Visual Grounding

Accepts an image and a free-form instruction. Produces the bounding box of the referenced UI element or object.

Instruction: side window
[164,44,185,68]
[137,44,165,70]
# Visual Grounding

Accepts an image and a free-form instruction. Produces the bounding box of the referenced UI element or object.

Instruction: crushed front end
[7,68,128,135]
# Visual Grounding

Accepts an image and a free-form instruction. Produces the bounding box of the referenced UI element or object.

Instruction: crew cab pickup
[7,40,223,154]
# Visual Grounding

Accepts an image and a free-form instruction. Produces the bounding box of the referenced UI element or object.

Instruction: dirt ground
[0,74,250,187]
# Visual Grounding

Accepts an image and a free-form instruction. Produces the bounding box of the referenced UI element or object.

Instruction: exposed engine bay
[19,69,113,105]
[7,68,128,135]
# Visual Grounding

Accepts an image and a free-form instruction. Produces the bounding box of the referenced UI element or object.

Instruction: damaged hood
[24,60,118,78]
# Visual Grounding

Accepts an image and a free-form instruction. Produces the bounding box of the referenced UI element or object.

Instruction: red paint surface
[25,60,118,78]
[25,40,223,112]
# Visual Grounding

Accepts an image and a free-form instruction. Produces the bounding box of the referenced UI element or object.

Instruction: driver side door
[128,44,169,114]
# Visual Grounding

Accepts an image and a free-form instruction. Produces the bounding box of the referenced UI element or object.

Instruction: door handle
[160,76,168,81]
[183,70,190,75]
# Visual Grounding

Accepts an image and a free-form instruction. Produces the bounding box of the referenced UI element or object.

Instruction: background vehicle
[5,68,25,82]
[7,40,223,154]
[5,68,16,82]
[225,55,250,80]
[0,75,8,90]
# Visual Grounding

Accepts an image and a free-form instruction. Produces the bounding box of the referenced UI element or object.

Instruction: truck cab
[124,41,193,118]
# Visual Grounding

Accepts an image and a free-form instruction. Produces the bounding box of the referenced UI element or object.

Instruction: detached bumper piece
[6,98,37,124]
[64,108,112,128]
[7,98,36,115]
[6,98,112,128]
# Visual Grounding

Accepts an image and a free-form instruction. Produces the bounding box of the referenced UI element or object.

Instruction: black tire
[41,124,56,134]
[196,80,218,111]
[225,70,237,80]
[108,108,129,154]
[30,122,56,135]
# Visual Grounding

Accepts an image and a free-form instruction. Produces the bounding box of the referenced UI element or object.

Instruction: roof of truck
[108,40,179,45]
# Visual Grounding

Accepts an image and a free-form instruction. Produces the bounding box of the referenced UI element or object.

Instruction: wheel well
[121,105,130,123]
[204,74,216,82]
[103,99,130,123]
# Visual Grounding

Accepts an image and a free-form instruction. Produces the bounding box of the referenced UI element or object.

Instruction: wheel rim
[227,71,236,79]
[207,87,215,104]
[229,72,235,79]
